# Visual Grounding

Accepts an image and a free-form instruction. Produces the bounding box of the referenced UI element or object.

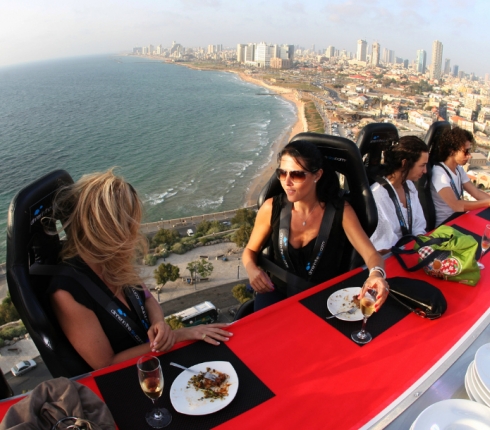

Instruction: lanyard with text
[437,163,463,200]
[377,176,413,236]
[278,199,335,280]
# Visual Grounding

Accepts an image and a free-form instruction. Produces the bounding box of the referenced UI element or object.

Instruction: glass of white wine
[137,355,172,428]
[351,290,376,345]
[478,224,490,270]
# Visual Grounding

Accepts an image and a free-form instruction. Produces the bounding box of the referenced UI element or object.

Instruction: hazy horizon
[1,0,489,76]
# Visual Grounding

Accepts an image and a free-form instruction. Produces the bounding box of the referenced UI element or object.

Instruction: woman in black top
[49,169,232,371]
[243,140,390,311]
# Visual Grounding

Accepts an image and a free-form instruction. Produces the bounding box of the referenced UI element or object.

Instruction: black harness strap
[436,163,463,200]
[30,264,150,344]
[376,176,413,236]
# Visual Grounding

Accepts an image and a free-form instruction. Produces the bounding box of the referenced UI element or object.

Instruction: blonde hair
[53,169,148,293]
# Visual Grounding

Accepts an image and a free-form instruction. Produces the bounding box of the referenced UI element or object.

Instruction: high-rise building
[237,44,246,63]
[371,42,380,66]
[416,49,427,73]
[453,65,459,77]
[486,73,490,83]
[256,42,272,68]
[444,58,451,75]
[244,43,255,63]
[430,40,443,80]
[325,46,335,58]
[382,48,395,64]
[356,39,367,61]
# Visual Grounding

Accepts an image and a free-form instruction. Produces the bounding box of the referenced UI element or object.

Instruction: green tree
[231,208,256,226]
[143,254,158,266]
[196,220,212,235]
[233,224,253,247]
[0,294,20,325]
[232,284,253,304]
[154,263,180,287]
[187,259,214,287]
[165,315,184,330]
[152,228,180,247]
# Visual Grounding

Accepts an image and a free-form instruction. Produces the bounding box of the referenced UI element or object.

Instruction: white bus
[168,301,219,327]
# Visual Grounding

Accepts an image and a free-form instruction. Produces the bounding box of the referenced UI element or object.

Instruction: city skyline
[1,0,489,76]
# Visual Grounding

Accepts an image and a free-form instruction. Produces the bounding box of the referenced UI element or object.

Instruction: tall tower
[371,42,380,66]
[416,49,427,73]
[356,39,367,61]
[453,65,459,77]
[430,40,443,80]
[325,46,335,58]
[444,59,451,75]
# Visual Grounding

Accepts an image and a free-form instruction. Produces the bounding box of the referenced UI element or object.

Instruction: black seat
[257,132,377,273]
[416,121,451,231]
[357,122,399,184]
[6,170,92,378]
[0,370,14,399]
[232,299,255,321]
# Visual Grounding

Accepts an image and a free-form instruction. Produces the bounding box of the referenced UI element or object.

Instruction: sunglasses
[462,148,471,156]
[275,168,310,183]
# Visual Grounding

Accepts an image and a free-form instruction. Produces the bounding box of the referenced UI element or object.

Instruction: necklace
[297,201,319,226]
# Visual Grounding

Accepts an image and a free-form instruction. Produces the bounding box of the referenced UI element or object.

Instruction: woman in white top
[431,127,490,227]
[370,136,428,254]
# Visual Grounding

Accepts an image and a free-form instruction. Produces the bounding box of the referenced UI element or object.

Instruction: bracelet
[369,266,386,279]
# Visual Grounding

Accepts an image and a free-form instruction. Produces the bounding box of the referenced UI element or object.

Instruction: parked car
[186,228,194,236]
[11,360,37,377]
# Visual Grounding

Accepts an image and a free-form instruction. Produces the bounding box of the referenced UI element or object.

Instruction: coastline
[231,72,307,206]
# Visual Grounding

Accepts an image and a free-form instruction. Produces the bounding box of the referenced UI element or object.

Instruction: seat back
[357,122,399,183]
[416,121,452,231]
[6,170,92,378]
[257,132,377,273]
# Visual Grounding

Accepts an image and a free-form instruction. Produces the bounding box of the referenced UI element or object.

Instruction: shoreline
[229,71,307,206]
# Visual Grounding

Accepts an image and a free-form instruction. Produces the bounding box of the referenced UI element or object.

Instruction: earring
[314,180,317,183]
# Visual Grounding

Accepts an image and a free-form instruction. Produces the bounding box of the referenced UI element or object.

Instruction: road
[4,357,52,396]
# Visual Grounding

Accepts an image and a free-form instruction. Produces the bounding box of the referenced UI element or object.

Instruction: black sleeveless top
[270,195,346,293]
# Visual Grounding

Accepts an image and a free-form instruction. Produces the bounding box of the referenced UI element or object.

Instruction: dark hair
[431,126,475,162]
[277,140,341,205]
[380,136,429,182]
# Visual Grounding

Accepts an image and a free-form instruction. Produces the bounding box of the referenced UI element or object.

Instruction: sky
[1,0,489,76]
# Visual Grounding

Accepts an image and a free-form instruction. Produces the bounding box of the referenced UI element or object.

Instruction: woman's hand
[359,274,390,311]
[148,321,176,352]
[175,323,234,346]
[247,266,274,294]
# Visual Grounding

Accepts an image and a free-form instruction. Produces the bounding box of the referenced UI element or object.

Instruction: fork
[326,307,357,319]
[169,362,218,381]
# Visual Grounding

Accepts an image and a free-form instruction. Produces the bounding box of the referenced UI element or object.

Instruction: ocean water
[0,55,296,263]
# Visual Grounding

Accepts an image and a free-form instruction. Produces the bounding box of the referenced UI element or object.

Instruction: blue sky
[1,0,488,76]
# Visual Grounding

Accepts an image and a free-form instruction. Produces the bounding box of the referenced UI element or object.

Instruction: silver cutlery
[326,307,357,319]
[169,362,218,381]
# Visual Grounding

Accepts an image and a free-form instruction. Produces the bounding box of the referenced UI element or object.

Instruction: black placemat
[452,224,482,258]
[477,207,490,222]
[300,270,411,345]
[94,343,274,430]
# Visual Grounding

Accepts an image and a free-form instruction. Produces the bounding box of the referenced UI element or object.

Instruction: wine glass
[351,290,376,345]
[478,224,490,270]
[137,355,172,428]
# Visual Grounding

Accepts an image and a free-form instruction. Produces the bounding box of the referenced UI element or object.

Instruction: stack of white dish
[465,343,490,406]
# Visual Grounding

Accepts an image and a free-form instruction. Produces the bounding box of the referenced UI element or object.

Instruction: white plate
[472,361,490,406]
[466,362,477,402]
[467,361,487,406]
[476,344,490,393]
[169,361,238,415]
[411,399,490,430]
[327,287,363,321]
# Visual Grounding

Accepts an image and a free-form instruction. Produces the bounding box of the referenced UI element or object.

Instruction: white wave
[196,196,224,209]
[145,190,178,206]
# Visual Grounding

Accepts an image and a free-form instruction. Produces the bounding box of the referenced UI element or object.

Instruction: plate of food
[327,287,364,321]
[170,361,238,415]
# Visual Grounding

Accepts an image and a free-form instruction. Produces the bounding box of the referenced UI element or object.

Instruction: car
[11,360,37,377]
[186,228,194,236]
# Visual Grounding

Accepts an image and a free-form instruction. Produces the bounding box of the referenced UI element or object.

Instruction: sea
[0,55,297,263]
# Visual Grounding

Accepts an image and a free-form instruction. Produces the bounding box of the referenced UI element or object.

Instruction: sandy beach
[232,72,307,205]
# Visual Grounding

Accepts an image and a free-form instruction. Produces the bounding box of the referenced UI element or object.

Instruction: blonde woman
[48,169,232,371]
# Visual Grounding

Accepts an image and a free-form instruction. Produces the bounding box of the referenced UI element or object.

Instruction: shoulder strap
[376,177,412,235]
[31,263,150,344]
[435,163,463,199]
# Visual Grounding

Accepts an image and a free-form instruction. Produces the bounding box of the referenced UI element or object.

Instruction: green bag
[391,225,481,286]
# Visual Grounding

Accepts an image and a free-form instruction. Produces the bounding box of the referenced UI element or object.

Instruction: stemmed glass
[137,355,172,428]
[351,290,376,345]
[478,224,490,270]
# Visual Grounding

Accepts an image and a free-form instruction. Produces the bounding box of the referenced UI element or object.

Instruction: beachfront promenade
[139,205,257,234]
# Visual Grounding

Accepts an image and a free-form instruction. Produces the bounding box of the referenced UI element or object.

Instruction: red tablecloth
[2,209,490,429]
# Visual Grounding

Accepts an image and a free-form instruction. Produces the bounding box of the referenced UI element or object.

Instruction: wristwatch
[369,266,386,279]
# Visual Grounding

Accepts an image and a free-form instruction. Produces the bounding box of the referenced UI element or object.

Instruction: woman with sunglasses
[369,136,429,254]
[243,140,390,311]
[431,127,490,227]
[48,169,233,371]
